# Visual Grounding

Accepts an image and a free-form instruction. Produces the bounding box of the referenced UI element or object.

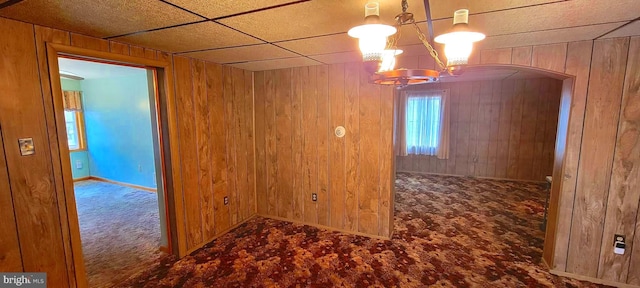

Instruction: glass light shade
[378,49,403,72]
[435,31,485,66]
[349,23,396,62]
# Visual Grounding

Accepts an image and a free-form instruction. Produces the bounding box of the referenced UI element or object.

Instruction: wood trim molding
[550,269,639,288]
[45,42,184,288]
[85,176,157,193]
[257,214,392,241]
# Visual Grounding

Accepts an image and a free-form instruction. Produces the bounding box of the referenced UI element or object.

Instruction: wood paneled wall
[253,63,395,238]
[462,37,640,286]
[395,78,562,181]
[0,16,255,287]
[172,56,255,251]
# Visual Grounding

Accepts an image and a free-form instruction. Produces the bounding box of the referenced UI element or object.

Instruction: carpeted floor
[74,180,164,288]
[119,173,607,287]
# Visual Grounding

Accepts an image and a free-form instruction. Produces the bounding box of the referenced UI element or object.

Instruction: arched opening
[392,63,574,268]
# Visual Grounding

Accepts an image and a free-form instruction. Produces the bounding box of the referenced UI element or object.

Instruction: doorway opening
[392,65,572,276]
[57,56,169,287]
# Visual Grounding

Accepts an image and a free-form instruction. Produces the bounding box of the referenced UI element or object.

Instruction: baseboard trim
[396,170,547,184]
[184,214,257,256]
[549,269,639,288]
[84,176,157,193]
[257,214,391,241]
[73,176,91,182]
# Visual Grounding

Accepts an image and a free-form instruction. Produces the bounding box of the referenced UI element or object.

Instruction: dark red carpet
[119,173,607,287]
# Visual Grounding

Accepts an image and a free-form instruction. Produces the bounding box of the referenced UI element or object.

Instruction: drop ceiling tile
[219,0,427,42]
[477,22,624,50]
[431,0,640,38]
[229,57,321,71]
[180,44,298,63]
[165,0,300,19]
[112,22,263,53]
[277,33,357,55]
[0,0,203,38]
[600,20,640,39]
[310,51,362,64]
[428,0,562,20]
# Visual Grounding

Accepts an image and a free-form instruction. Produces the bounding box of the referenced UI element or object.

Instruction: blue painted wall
[81,72,157,188]
[61,78,90,180]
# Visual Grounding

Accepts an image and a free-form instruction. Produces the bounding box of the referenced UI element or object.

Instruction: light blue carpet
[74,180,163,288]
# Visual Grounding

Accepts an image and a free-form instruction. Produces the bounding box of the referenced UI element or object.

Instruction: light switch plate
[18,138,35,156]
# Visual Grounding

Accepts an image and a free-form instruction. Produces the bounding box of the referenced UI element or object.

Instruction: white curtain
[396,89,450,159]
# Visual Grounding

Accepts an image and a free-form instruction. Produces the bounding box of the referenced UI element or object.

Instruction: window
[405,92,442,155]
[64,110,86,151]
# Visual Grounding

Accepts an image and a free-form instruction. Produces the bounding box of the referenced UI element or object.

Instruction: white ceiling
[58,57,148,80]
[1,0,639,71]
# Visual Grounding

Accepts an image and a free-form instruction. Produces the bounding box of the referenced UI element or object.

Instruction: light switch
[18,138,35,156]
[76,160,83,169]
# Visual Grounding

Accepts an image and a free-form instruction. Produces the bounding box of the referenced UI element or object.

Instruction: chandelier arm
[410,21,447,71]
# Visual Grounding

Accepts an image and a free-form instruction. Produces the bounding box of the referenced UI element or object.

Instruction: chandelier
[348,0,485,87]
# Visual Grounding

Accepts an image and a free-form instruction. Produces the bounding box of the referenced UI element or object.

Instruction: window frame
[403,89,446,156]
[65,110,87,152]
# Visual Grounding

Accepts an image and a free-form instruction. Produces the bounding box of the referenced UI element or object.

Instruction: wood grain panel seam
[30,25,74,282]
[189,60,205,243]
[595,37,633,279]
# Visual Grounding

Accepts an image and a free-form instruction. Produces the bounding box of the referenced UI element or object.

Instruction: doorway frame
[392,63,576,271]
[45,43,185,288]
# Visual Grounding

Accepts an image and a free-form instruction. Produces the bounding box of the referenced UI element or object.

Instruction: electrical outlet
[138,164,142,172]
[312,193,317,202]
[76,160,83,169]
[224,196,229,205]
[614,234,626,255]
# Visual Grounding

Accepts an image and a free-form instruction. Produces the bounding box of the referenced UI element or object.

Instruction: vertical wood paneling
[567,37,630,277]
[131,46,158,60]
[291,67,304,221]
[70,33,109,52]
[0,131,22,272]
[253,63,394,238]
[192,59,214,239]
[254,71,267,215]
[344,63,360,231]
[531,43,568,73]
[1,16,260,285]
[379,85,395,236]
[317,65,330,226]
[32,25,80,287]
[109,41,130,55]
[598,36,640,283]
[206,62,230,235]
[397,78,561,181]
[232,68,249,221]
[481,48,513,64]
[358,67,381,235]
[303,66,319,223]
[223,66,239,225]
[265,70,278,216]
[275,68,293,219]
[245,71,256,218]
[551,40,593,270]
[511,46,533,66]
[173,56,202,249]
[0,19,69,287]
[329,64,346,229]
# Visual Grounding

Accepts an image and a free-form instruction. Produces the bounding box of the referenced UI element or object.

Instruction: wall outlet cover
[224,196,229,205]
[312,193,318,202]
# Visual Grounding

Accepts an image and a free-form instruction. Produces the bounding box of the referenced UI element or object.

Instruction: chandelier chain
[410,20,446,70]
